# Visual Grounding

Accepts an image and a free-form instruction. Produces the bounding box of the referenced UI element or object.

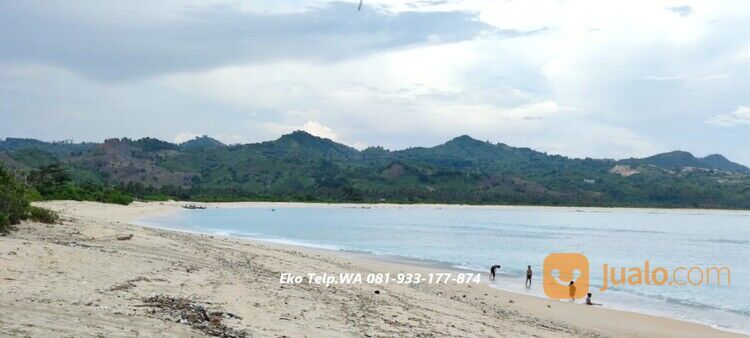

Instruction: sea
[137,204,750,334]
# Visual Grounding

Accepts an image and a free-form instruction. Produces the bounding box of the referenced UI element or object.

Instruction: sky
[1,0,749,164]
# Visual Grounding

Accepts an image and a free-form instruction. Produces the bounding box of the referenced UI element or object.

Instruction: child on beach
[586,293,601,306]
[569,281,576,301]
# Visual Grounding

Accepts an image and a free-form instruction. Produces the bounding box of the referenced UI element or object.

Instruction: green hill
[1,133,749,209]
[620,151,750,173]
[179,136,226,151]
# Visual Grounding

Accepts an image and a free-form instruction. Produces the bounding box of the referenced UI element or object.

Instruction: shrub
[0,213,10,233]
[100,190,134,205]
[0,164,59,232]
[141,194,172,201]
[24,188,44,202]
[0,165,30,233]
[41,183,134,205]
[28,206,59,224]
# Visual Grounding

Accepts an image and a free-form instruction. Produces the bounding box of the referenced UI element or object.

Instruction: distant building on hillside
[583,179,595,184]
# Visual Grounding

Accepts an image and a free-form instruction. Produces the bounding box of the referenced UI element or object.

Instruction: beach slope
[0,201,742,337]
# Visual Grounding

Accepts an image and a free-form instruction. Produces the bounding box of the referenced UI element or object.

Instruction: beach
[0,201,743,337]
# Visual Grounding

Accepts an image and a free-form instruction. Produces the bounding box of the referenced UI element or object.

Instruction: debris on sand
[109,276,167,292]
[139,295,246,338]
[109,281,136,291]
[182,204,207,210]
[116,234,134,241]
[55,241,102,248]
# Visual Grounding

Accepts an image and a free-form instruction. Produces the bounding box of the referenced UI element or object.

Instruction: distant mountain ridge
[619,151,749,173]
[2,134,746,172]
[1,132,749,209]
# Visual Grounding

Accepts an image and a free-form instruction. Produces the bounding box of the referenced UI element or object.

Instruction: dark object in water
[182,204,207,210]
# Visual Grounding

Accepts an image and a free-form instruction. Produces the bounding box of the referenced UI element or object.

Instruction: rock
[116,234,134,241]
[224,312,242,320]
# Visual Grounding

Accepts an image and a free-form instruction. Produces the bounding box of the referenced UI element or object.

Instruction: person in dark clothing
[586,293,601,306]
[525,265,533,287]
[490,264,501,281]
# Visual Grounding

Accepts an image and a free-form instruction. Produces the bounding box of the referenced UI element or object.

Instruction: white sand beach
[0,200,743,337]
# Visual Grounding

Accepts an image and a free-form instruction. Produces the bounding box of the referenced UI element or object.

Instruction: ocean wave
[702,239,750,245]
[599,287,750,317]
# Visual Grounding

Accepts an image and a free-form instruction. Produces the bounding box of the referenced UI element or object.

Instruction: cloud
[0,1,496,81]
[537,124,660,160]
[174,132,201,144]
[302,121,340,141]
[706,106,750,126]
[406,0,453,9]
[665,5,694,17]
[2,1,750,166]
[641,75,687,81]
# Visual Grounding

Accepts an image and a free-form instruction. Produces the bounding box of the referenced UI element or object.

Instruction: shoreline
[138,216,750,336]
[1,200,744,337]
[156,199,750,215]
[131,201,750,336]
[64,200,750,335]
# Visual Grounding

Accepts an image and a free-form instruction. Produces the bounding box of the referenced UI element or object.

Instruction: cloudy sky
[1,0,749,164]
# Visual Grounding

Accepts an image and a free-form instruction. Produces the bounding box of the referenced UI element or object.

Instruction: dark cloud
[406,0,454,8]
[0,1,499,81]
[665,5,694,17]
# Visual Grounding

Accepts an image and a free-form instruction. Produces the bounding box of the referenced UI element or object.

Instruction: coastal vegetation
[0,164,58,232]
[2,132,749,209]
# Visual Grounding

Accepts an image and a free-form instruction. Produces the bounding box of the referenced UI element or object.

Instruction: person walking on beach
[569,281,576,301]
[525,265,533,287]
[490,264,501,281]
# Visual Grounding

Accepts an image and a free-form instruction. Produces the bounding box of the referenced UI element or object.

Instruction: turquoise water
[138,205,750,333]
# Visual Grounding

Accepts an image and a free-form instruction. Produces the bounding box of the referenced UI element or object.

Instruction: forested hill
[2,132,749,209]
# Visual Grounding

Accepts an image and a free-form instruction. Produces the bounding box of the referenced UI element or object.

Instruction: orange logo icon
[543,253,589,300]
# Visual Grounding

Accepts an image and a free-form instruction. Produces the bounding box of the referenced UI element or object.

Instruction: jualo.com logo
[543,253,731,300]
[543,253,590,299]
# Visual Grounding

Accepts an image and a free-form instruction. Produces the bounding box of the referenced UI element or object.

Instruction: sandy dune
[0,201,742,337]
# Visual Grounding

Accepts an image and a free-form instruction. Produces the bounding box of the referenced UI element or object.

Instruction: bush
[42,184,134,205]
[25,188,44,202]
[0,164,59,232]
[100,190,134,205]
[0,165,30,233]
[0,213,10,233]
[141,194,173,202]
[28,206,59,224]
